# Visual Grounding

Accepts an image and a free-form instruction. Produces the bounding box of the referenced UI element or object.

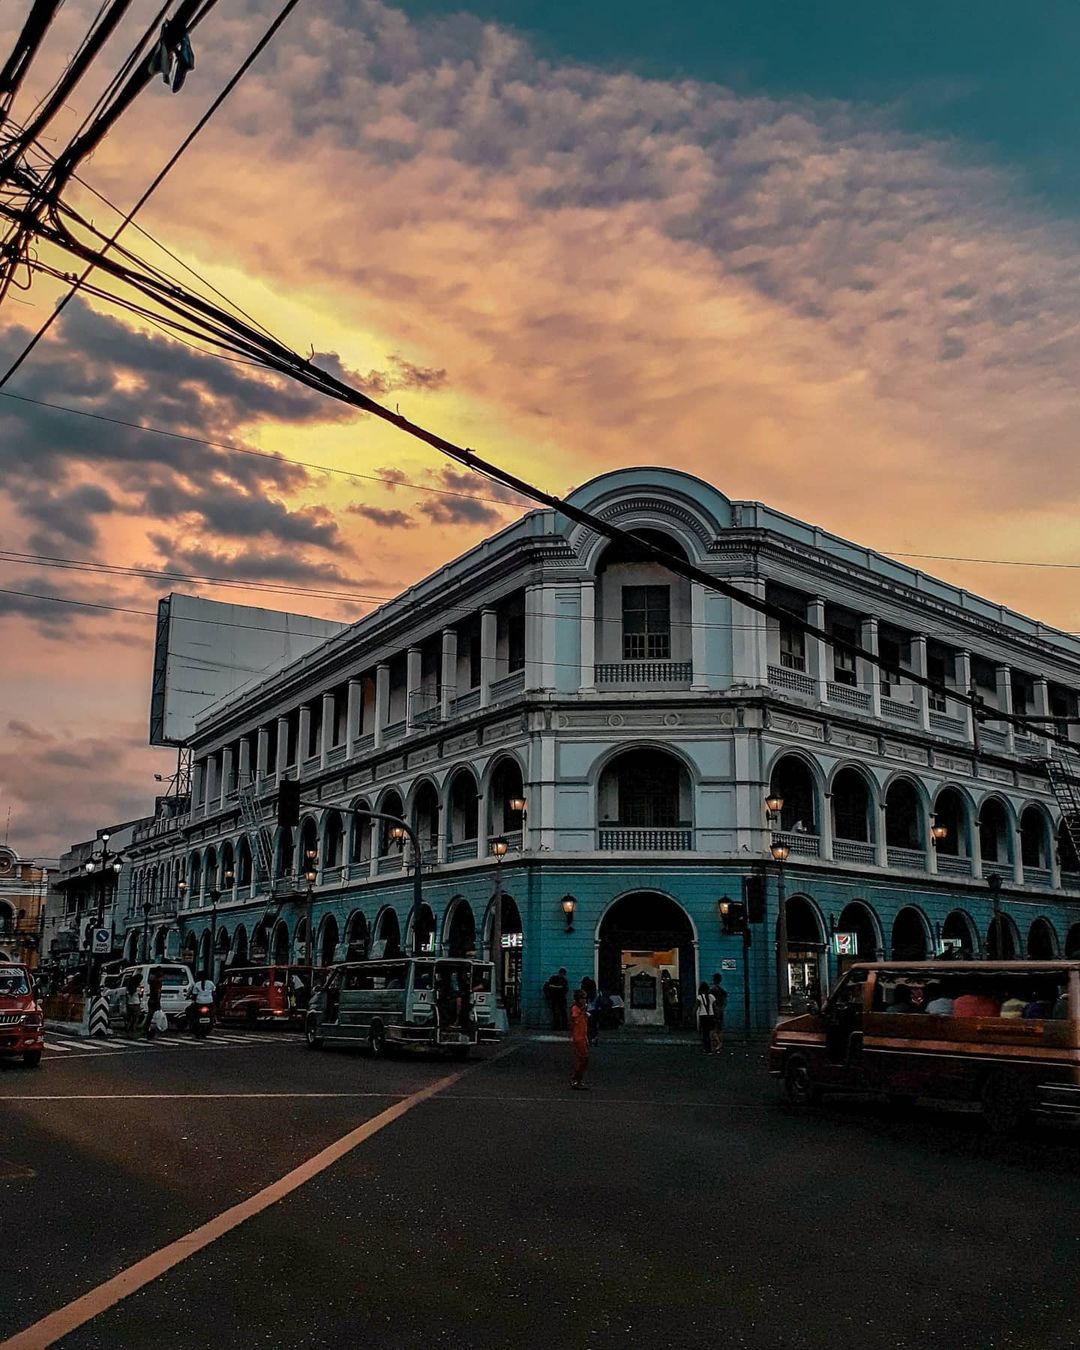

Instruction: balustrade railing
[453,689,481,715]
[490,670,526,701]
[376,853,404,874]
[930,711,966,736]
[326,744,347,765]
[833,840,875,865]
[768,664,815,697]
[773,830,820,858]
[881,697,919,724]
[1023,866,1053,888]
[447,840,478,862]
[827,681,870,711]
[383,721,406,743]
[598,827,693,851]
[595,661,692,685]
[934,854,973,877]
[887,845,927,871]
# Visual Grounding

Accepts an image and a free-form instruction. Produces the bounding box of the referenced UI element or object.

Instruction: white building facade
[122,468,1080,1028]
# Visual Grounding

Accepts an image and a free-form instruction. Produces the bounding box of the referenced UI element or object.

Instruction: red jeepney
[217,965,319,1026]
[0,963,44,1066]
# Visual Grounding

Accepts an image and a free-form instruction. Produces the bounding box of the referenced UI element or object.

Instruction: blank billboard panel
[149,593,345,747]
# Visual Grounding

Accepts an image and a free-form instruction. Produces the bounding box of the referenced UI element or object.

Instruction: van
[111,964,195,1026]
[0,962,44,1066]
[217,966,318,1026]
[768,960,1080,1133]
[306,957,503,1059]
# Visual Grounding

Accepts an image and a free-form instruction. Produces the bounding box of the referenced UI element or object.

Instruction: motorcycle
[190,1002,214,1038]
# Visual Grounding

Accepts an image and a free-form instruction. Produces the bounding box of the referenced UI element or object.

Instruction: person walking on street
[662,972,682,1031]
[710,973,728,1053]
[696,982,715,1054]
[545,968,569,1031]
[569,988,590,1089]
[144,967,164,1040]
[123,971,141,1038]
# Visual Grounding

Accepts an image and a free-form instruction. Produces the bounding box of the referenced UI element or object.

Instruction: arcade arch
[596,891,696,1028]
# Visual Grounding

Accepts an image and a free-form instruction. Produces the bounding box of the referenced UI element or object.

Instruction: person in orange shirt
[569,988,590,1090]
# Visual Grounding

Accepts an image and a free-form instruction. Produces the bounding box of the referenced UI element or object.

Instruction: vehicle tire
[368,1022,386,1058]
[305,1016,323,1050]
[245,1005,259,1027]
[784,1054,820,1109]
[22,1051,42,1068]
[981,1069,1032,1136]
[450,1045,470,1062]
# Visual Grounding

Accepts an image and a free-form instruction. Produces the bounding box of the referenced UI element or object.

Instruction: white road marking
[2,1092,408,1102]
[0,1047,519,1349]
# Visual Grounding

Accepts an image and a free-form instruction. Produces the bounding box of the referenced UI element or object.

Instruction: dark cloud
[21,483,119,553]
[346,503,415,528]
[374,466,410,490]
[141,479,345,550]
[359,355,447,395]
[149,536,369,588]
[416,467,529,526]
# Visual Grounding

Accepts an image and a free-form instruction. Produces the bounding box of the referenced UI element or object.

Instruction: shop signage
[500,933,523,949]
[721,958,737,971]
[832,932,857,957]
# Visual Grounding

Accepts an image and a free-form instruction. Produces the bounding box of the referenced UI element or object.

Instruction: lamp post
[141,899,152,963]
[84,832,122,992]
[303,851,318,965]
[489,835,508,999]
[765,794,792,1015]
[987,872,1004,958]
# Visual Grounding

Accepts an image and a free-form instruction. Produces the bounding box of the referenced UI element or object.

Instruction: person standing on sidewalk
[569,988,590,1090]
[709,973,728,1053]
[696,982,715,1054]
[144,967,164,1040]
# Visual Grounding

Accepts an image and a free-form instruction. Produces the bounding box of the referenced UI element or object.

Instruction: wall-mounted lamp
[560,894,576,932]
[508,797,527,815]
[765,794,784,822]
[770,841,790,863]
[930,820,948,845]
[389,825,407,845]
[490,836,509,859]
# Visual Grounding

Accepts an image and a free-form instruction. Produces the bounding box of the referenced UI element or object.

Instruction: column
[405,647,422,729]
[874,796,888,869]
[1034,677,1052,752]
[440,629,457,719]
[368,817,380,879]
[320,691,335,768]
[298,704,311,764]
[579,581,596,691]
[1012,827,1025,888]
[346,679,362,755]
[203,753,217,813]
[480,607,497,707]
[806,597,827,704]
[730,576,767,688]
[238,736,252,788]
[219,745,233,807]
[994,664,1015,752]
[858,618,881,719]
[374,663,390,749]
[690,582,708,691]
[255,727,269,785]
[910,635,930,731]
[192,760,205,816]
[956,652,974,744]
[275,716,289,776]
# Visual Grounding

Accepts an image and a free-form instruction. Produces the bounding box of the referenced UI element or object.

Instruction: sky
[2,0,1080,856]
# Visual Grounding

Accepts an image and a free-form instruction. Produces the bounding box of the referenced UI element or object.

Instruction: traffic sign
[91,928,111,955]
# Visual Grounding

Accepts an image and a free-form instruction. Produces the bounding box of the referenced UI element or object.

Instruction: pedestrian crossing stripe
[42,1031,289,1054]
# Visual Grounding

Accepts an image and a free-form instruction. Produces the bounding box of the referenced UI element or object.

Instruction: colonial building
[45,819,150,976]
[122,468,1080,1028]
[0,845,53,968]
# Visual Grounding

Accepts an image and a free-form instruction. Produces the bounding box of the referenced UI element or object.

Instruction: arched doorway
[986,912,1020,959]
[153,928,167,960]
[293,917,310,965]
[444,899,476,959]
[891,907,930,960]
[197,930,211,976]
[597,892,695,1028]
[833,901,882,975]
[1027,917,1058,959]
[182,931,197,967]
[1067,922,1080,958]
[781,896,827,1010]
[499,894,523,1022]
[215,927,229,982]
[319,914,340,966]
[942,910,978,957]
[409,903,436,955]
[768,755,819,835]
[344,911,368,961]
[271,921,290,966]
[124,930,139,963]
[372,907,401,959]
[232,925,249,967]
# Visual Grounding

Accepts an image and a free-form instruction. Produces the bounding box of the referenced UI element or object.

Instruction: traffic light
[719,898,746,936]
[743,873,766,924]
[277,777,301,828]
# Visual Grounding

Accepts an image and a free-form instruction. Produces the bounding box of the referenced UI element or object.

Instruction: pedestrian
[123,970,141,1038]
[544,968,569,1031]
[663,972,681,1031]
[696,981,715,1053]
[189,969,216,1033]
[569,988,590,1090]
[580,974,599,1045]
[144,966,164,1039]
[709,973,728,1053]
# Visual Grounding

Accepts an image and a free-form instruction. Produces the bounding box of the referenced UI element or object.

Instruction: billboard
[149,594,345,747]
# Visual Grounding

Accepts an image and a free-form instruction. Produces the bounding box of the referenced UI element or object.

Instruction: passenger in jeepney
[1052,986,1070,1020]
[884,984,918,1013]
[952,987,1000,1018]
[924,983,954,1017]
[436,969,462,1027]
[1000,992,1027,1019]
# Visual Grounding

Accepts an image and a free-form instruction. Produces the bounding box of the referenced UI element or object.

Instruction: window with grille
[507,614,525,672]
[927,650,950,712]
[779,623,806,672]
[622,586,671,660]
[830,624,857,686]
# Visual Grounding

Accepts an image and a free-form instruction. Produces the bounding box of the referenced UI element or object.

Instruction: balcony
[346,861,370,881]
[447,840,478,863]
[935,855,973,877]
[827,681,870,712]
[773,830,821,858]
[833,840,875,865]
[881,697,918,725]
[490,670,526,702]
[768,664,814,697]
[1024,866,1053,889]
[376,853,403,874]
[234,883,252,902]
[887,846,927,870]
[326,744,347,766]
[980,727,1009,751]
[453,689,481,716]
[598,827,693,851]
[596,661,692,687]
[383,720,406,743]
[930,711,966,737]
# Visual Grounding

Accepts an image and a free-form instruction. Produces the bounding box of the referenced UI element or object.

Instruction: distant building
[122,468,1080,1026]
[0,845,55,968]
[44,819,151,975]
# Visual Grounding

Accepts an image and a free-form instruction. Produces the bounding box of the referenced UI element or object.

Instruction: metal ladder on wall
[1044,753,1080,868]
[237,779,281,936]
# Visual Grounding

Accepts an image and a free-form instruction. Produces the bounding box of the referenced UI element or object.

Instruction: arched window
[236,837,253,887]
[1059,821,1080,876]
[444,899,476,959]
[1020,806,1051,870]
[412,781,439,856]
[1027,917,1058,959]
[299,817,320,879]
[377,791,405,856]
[595,529,691,669]
[447,768,480,849]
[885,779,924,850]
[487,759,524,839]
[323,811,345,869]
[319,914,339,966]
[350,801,372,866]
[932,788,970,858]
[597,748,692,847]
[832,768,873,844]
[986,912,1020,959]
[276,827,295,880]
[942,910,978,957]
[979,798,1012,867]
[768,756,818,834]
[891,907,930,960]
[345,911,368,960]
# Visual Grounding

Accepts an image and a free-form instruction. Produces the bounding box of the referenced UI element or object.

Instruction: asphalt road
[2,1029,1080,1349]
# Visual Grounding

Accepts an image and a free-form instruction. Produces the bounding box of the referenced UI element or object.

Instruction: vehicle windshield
[0,967,31,998]
[156,969,190,987]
